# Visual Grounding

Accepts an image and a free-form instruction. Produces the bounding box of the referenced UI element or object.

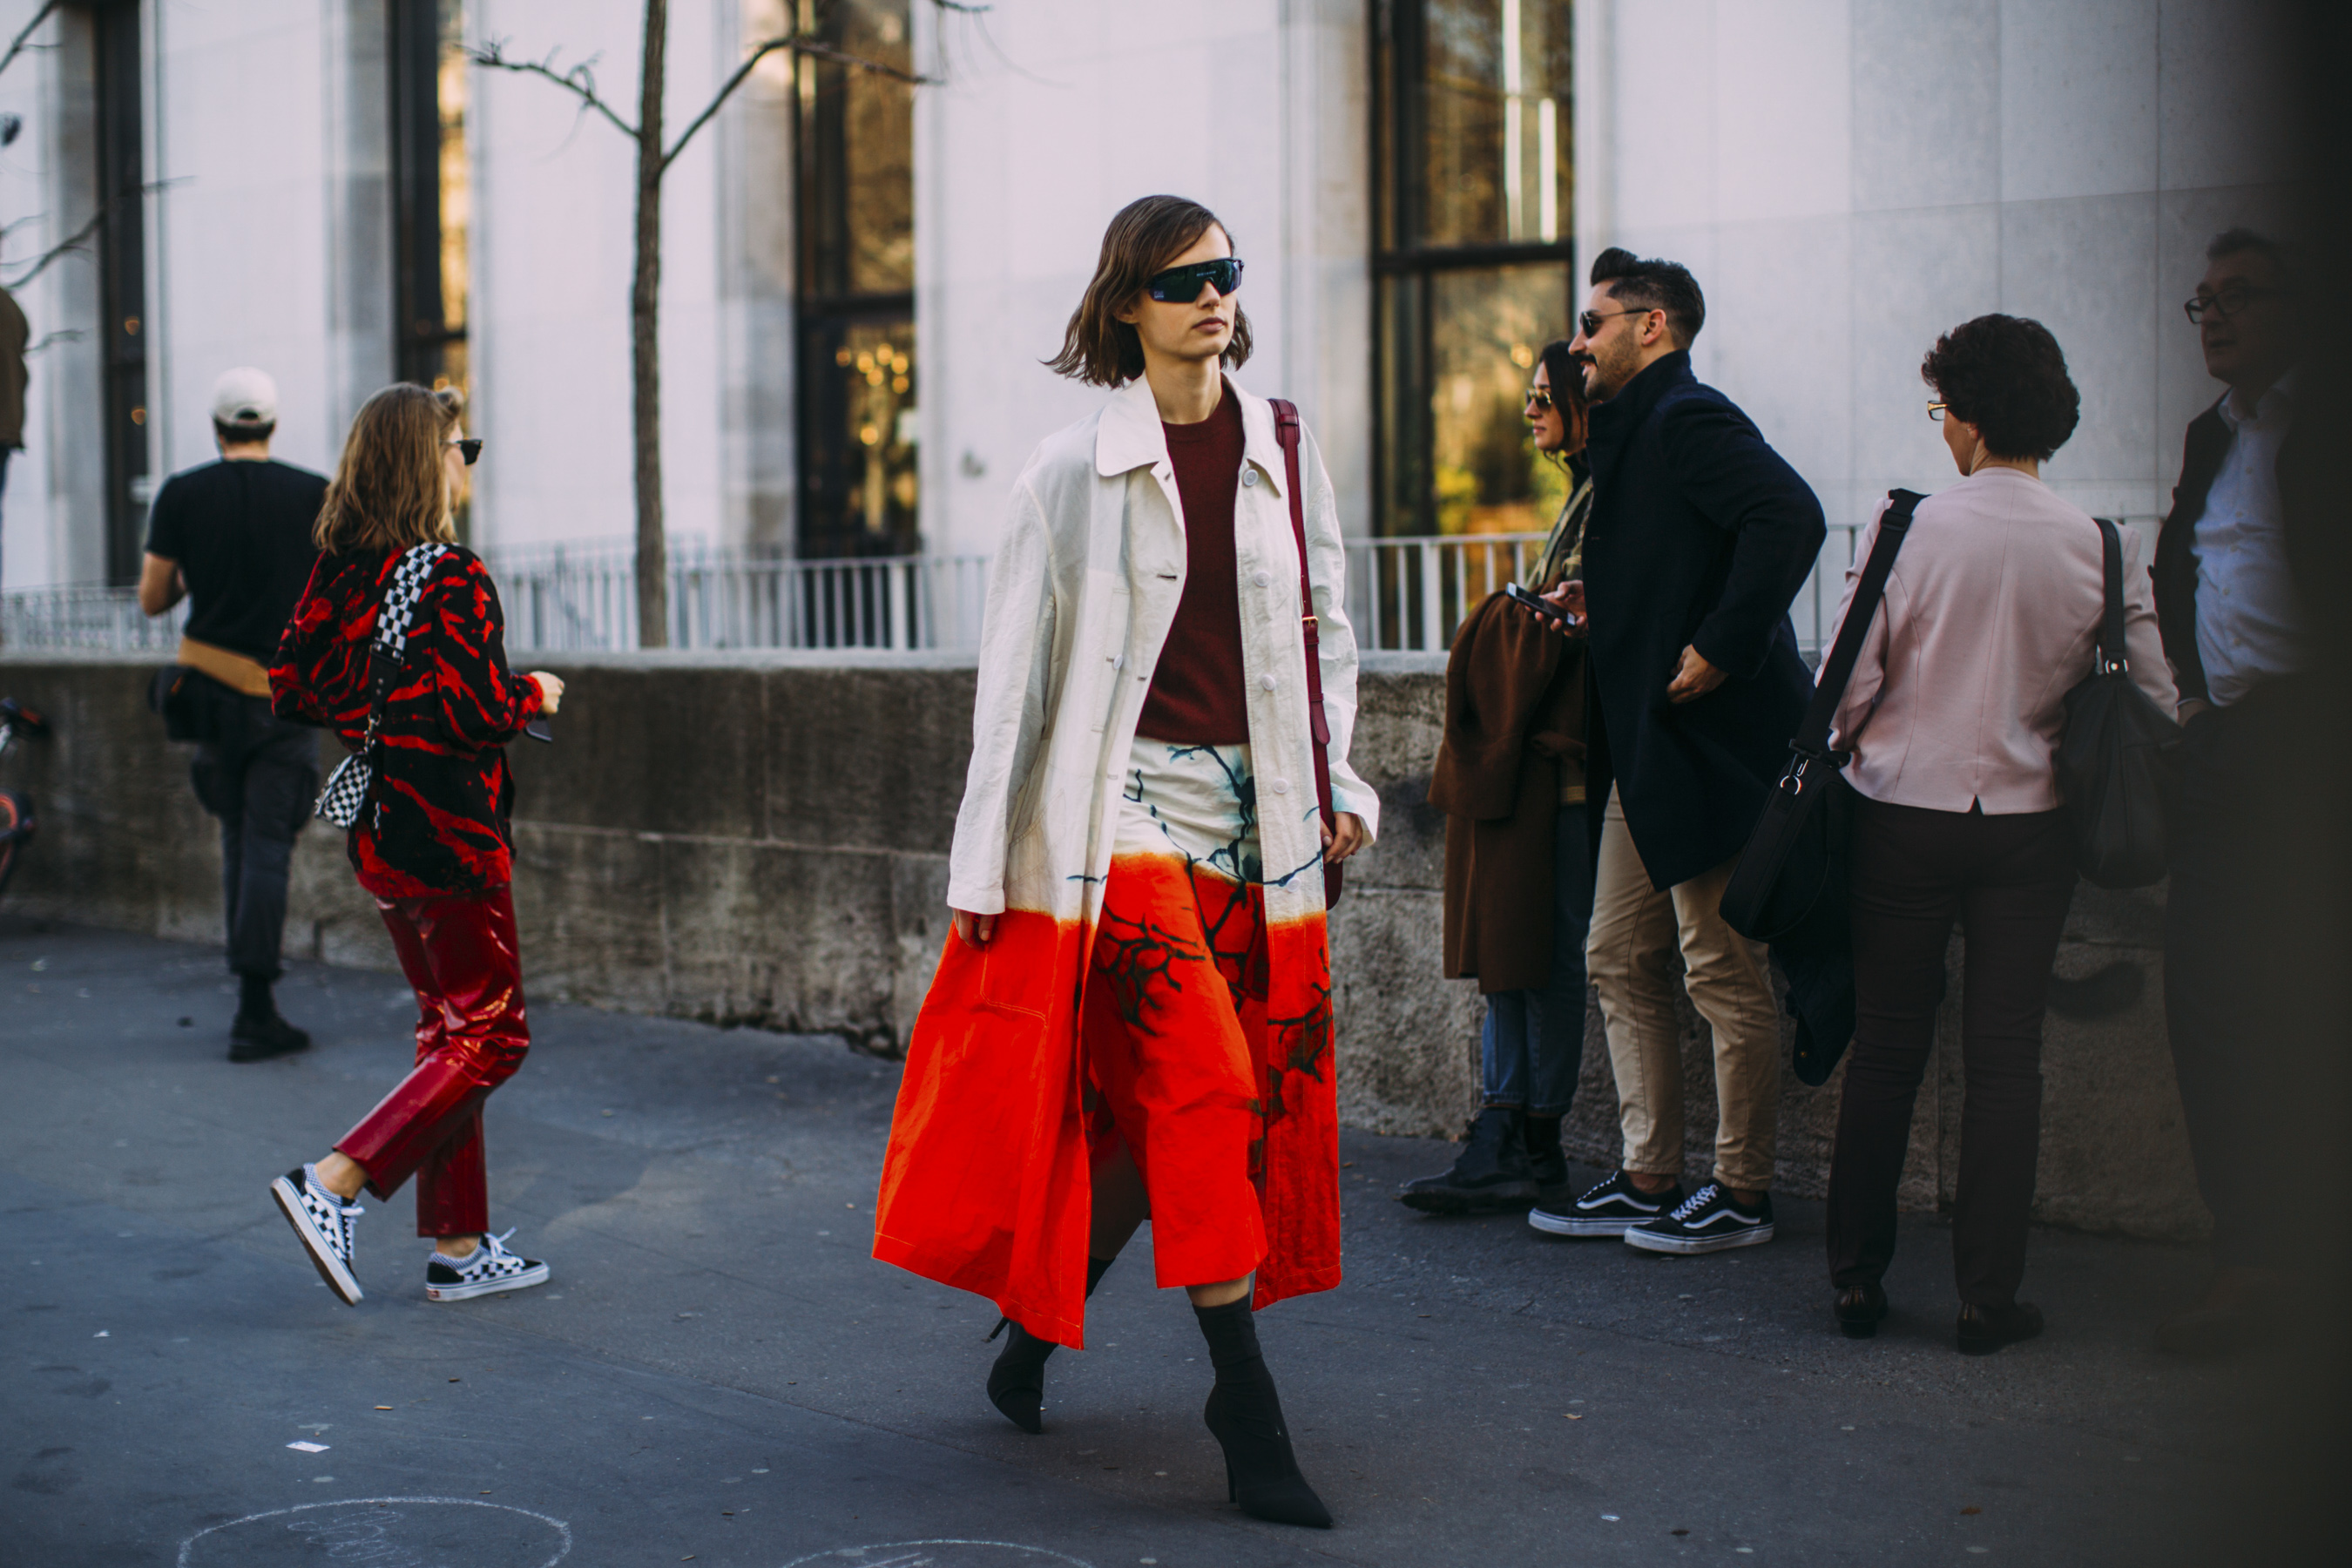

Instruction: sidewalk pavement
[1,917,2327,1566]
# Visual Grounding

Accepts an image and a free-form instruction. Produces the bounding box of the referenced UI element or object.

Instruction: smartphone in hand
[1504,581,1578,630]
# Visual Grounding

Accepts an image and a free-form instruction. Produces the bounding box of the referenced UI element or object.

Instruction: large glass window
[795,0,916,560]
[1373,0,1571,537]
[389,0,470,401]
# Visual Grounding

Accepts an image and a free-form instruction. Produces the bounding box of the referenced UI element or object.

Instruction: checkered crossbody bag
[313,543,449,828]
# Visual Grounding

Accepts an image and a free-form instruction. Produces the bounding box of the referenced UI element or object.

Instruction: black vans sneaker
[1623,1183,1776,1254]
[270,1165,364,1304]
[425,1230,551,1301]
[1529,1169,1684,1237]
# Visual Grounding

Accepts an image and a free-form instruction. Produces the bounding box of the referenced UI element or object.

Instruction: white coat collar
[1093,372,1289,497]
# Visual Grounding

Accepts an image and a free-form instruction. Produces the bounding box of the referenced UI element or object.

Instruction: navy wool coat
[1580,352,1826,890]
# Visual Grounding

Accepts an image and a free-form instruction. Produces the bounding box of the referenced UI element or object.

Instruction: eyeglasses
[1145,257,1244,303]
[447,438,483,465]
[1578,305,1659,337]
[1524,386,1554,410]
[1927,402,1948,422]
[2183,285,2276,324]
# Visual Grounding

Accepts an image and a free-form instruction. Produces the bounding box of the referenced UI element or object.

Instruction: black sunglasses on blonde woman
[447,438,483,465]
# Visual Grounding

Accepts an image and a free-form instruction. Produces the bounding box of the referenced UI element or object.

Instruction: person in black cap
[139,367,328,1061]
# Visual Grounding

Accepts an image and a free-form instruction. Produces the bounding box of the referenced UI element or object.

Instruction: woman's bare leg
[314,1150,476,1254]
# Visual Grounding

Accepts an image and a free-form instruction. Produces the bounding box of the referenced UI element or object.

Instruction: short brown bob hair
[316,383,464,555]
[1046,194,1253,387]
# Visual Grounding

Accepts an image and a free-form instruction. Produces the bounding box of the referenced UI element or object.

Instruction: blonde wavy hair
[315,384,463,554]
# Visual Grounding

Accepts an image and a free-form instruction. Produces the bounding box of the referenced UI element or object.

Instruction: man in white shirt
[2151,229,2317,1354]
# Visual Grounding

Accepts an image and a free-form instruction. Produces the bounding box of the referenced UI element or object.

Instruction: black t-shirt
[145,459,328,661]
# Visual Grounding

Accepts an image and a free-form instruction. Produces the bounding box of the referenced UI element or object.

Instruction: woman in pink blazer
[1821,315,2176,1354]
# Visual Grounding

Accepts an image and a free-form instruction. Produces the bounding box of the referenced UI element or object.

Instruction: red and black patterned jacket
[271,546,543,899]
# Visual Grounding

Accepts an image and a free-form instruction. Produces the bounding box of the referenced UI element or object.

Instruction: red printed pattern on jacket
[271,547,542,898]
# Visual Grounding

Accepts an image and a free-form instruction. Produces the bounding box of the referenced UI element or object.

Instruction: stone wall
[0,650,2202,1237]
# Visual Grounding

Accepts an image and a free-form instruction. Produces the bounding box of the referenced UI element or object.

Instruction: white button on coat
[1252,571,1272,588]
[1259,673,1278,691]
[1242,470,1259,487]
[1272,779,1291,794]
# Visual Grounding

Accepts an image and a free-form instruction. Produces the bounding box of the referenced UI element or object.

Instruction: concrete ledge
[0,649,2203,1238]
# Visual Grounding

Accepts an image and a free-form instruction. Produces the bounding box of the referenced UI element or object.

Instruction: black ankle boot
[1193,1296,1332,1529]
[986,1256,1112,1434]
[1396,1105,1538,1214]
[1523,1114,1568,1202]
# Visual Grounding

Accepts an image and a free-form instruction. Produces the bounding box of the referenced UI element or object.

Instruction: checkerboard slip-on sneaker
[1529,1170,1686,1237]
[270,1165,364,1305]
[1622,1182,1776,1255]
[425,1230,550,1302]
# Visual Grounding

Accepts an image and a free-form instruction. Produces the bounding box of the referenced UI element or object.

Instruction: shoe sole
[271,1176,363,1305]
[1528,1209,1654,1237]
[1398,1187,1538,1215]
[427,1262,551,1302]
[1623,1223,1777,1255]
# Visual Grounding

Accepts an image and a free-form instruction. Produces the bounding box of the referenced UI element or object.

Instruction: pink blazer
[1825,468,2177,814]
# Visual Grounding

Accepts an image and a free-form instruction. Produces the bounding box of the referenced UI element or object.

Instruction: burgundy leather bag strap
[1269,398,1342,908]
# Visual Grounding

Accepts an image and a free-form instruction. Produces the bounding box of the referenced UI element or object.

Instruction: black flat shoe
[229,1010,311,1063]
[1957,1301,2044,1355]
[1835,1283,1888,1339]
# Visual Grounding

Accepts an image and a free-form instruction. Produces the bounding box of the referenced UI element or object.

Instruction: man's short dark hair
[214,420,274,446]
[1919,314,2080,463]
[2206,226,2292,287]
[1589,246,1706,348]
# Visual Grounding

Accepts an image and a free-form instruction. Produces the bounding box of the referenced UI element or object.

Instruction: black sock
[238,973,274,1020]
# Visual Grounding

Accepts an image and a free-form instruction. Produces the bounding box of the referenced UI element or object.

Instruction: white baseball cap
[211,367,278,427]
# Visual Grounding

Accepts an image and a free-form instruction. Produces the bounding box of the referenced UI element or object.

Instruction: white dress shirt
[2193,375,2307,708]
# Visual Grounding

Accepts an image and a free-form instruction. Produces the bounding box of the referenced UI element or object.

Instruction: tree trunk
[631,0,669,647]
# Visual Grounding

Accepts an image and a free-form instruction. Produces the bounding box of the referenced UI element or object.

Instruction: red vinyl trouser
[335,886,531,1238]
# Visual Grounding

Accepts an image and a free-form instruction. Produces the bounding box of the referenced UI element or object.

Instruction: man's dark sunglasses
[1146,257,1244,303]
[2182,285,2276,324]
[448,437,483,465]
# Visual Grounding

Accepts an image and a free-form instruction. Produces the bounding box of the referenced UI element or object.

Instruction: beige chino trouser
[1585,787,1782,1192]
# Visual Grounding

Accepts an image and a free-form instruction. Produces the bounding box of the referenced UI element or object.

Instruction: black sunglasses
[1578,305,1659,337]
[1524,386,1554,410]
[447,437,483,466]
[1145,257,1244,303]
[2182,285,2276,324]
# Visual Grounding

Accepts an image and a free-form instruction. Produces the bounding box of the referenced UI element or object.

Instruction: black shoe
[1530,1169,1684,1237]
[1195,1297,1332,1529]
[1623,1183,1776,1255]
[229,1010,311,1063]
[1396,1106,1538,1214]
[985,1256,1112,1434]
[1957,1301,2044,1355]
[1835,1283,1888,1339]
[1524,1115,1570,1205]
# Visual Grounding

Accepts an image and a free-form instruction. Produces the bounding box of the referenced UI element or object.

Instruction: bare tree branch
[23,327,84,355]
[465,38,639,140]
[0,0,63,83]
[658,34,796,173]
[3,206,104,288]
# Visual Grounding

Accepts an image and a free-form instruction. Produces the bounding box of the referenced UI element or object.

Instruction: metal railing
[1,520,2154,660]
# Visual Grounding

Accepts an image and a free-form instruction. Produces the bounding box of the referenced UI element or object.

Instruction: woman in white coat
[872,196,1375,1529]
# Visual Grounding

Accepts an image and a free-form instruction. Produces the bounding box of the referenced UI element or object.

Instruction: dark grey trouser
[188,686,318,981]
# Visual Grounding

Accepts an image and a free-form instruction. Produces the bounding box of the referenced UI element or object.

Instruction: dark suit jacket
[1581,351,1825,890]
[2153,392,2311,707]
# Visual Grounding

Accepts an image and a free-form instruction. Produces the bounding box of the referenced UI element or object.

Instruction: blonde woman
[872,196,1375,1528]
[265,384,565,1308]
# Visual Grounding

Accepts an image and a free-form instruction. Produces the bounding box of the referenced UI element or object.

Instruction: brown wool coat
[1429,591,1587,994]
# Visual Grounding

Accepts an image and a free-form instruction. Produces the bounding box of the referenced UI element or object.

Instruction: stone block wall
[0,649,2202,1237]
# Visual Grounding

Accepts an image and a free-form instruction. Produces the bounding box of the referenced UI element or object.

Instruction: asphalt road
[1,917,2330,1566]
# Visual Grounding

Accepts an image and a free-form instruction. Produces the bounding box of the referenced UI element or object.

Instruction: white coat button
[1253,570,1272,588]
[1272,778,1291,795]
[1259,673,1278,691]
[1243,469,1260,487]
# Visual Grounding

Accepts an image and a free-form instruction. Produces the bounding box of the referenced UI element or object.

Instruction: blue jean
[1481,802,1594,1117]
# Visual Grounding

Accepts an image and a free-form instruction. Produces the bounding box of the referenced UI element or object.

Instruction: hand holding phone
[1504,581,1580,633]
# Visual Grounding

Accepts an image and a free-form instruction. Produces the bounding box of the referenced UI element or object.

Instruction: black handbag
[1719,489,1923,953]
[2056,517,2180,888]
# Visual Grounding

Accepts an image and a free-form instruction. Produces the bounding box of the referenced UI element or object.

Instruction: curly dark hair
[1919,314,2080,461]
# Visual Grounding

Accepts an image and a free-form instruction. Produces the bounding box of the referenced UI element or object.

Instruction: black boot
[986,1255,1112,1434]
[229,974,310,1064]
[1193,1296,1331,1528]
[1523,1114,1569,1206]
[1396,1105,1537,1214]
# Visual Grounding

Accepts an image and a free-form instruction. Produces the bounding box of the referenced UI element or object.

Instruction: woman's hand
[529,672,565,715]
[1540,578,1587,639]
[951,908,998,947]
[1321,812,1369,864]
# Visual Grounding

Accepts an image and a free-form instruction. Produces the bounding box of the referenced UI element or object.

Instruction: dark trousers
[1480,801,1594,1117]
[188,686,317,980]
[2164,680,2336,1265]
[1828,797,2076,1308]
[340,886,531,1238]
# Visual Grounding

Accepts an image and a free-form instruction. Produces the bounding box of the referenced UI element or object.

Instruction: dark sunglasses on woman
[1146,257,1244,303]
[1524,386,1554,411]
[447,438,483,466]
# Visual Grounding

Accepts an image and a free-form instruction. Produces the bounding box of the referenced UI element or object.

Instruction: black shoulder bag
[1719,489,1924,953]
[2056,518,2180,888]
